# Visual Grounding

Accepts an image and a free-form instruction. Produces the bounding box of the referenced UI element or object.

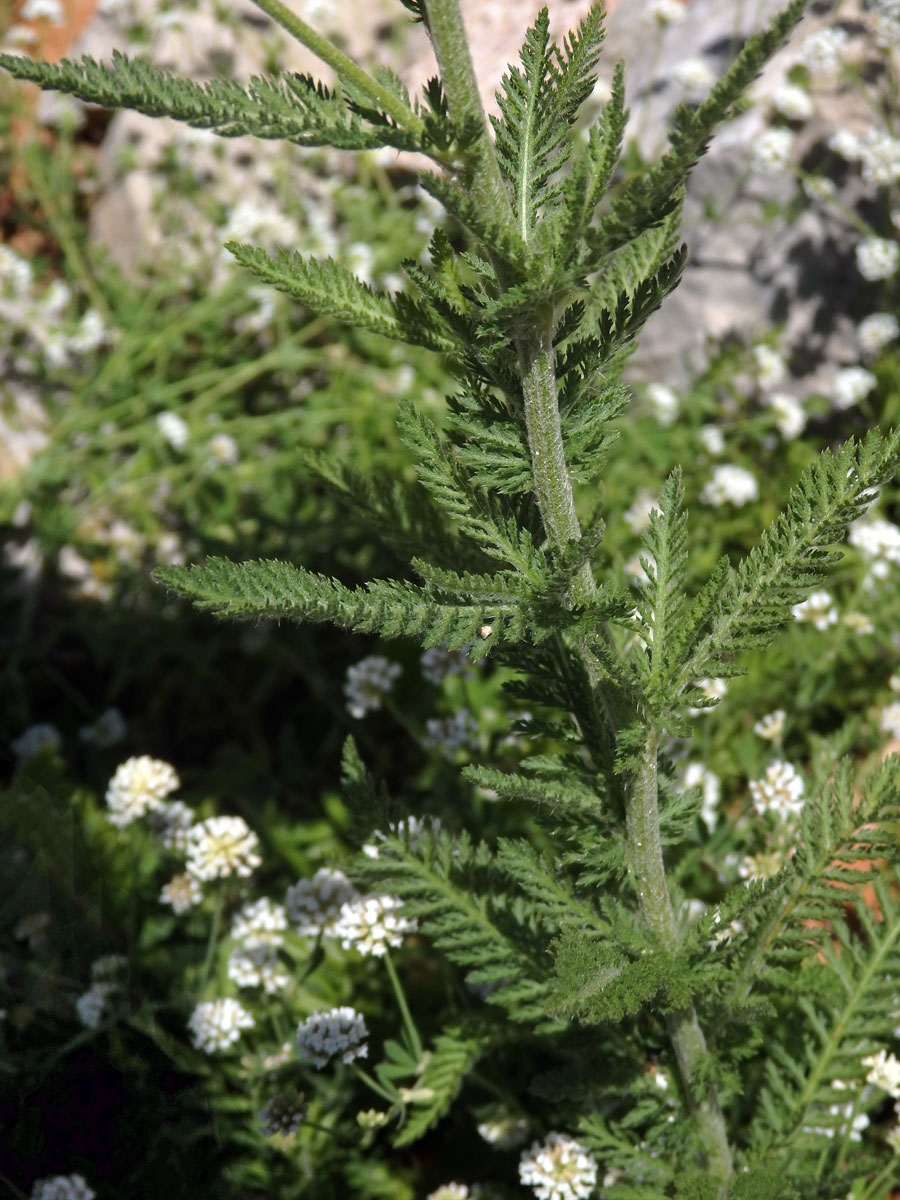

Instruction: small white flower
[67,309,109,355]
[208,432,239,466]
[78,707,126,747]
[0,245,33,299]
[105,756,180,828]
[334,894,416,956]
[187,997,255,1053]
[426,1186,470,1200]
[227,942,289,994]
[149,799,194,851]
[856,238,900,282]
[737,849,784,882]
[828,128,863,161]
[624,489,660,533]
[232,897,287,946]
[863,1049,900,1097]
[752,344,787,388]
[422,709,479,758]
[156,411,189,452]
[160,873,203,914]
[688,677,728,715]
[286,868,359,936]
[700,465,759,507]
[518,1131,598,1200]
[842,610,874,635]
[477,1109,530,1148]
[671,57,716,92]
[296,1005,368,1068]
[879,702,900,739]
[859,129,900,186]
[792,589,838,630]
[90,954,127,980]
[645,382,679,425]
[770,83,813,122]
[185,816,262,881]
[749,760,805,820]
[421,643,472,685]
[647,0,684,24]
[849,517,900,566]
[754,710,786,740]
[802,175,837,202]
[20,0,65,21]
[857,312,899,357]
[767,392,805,439]
[801,27,849,75]
[680,763,721,832]
[75,982,115,1030]
[752,128,794,173]
[30,1176,96,1200]
[699,424,725,455]
[364,814,443,859]
[832,366,876,411]
[344,654,402,718]
[259,1091,306,1137]
[12,723,61,761]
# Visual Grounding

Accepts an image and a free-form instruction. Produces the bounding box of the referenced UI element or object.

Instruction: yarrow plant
[6,0,900,1196]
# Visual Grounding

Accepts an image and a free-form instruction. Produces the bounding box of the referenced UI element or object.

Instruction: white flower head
[79,707,126,747]
[792,589,838,630]
[259,1090,306,1137]
[699,424,725,455]
[680,763,721,832]
[157,411,189,452]
[187,997,255,1053]
[752,344,787,388]
[185,816,262,881]
[30,1176,96,1200]
[422,710,479,758]
[859,129,900,186]
[286,868,359,936]
[857,312,899,358]
[842,610,874,635]
[227,942,289,994]
[767,392,806,439]
[832,366,876,411]
[477,1108,530,1149]
[421,643,472,685]
[688,677,728,715]
[752,127,794,173]
[518,1131,598,1200]
[879,702,900,739]
[671,57,716,93]
[160,872,203,914]
[770,83,813,122]
[232,897,287,946]
[426,1186,470,1200]
[647,0,685,24]
[863,1049,900,1097]
[334,893,417,956]
[20,0,64,21]
[296,1005,368,1068]
[749,760,805,820]
[624,489,660,533]
[737,849,784,883]
[753,710,786,741]
[344,654,402,718]
[801,26,849,75]
[149,799,194,851]
[105,756,180,828]
[12,723,61,762]
[75,982,115,1030]
[645,382,679,425]
[207,432,239,466]
[856,238,900,282]
[700,464,759,507]
[0,244,33,299]
[849,517,900,566]
[828,127,863,162]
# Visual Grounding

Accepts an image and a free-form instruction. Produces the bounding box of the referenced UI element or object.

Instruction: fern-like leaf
[393,1023,484,1146]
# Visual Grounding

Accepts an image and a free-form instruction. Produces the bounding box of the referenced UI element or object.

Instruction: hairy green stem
[628,731,733,1185]
[250,0,425,136]
[421,0,514,225]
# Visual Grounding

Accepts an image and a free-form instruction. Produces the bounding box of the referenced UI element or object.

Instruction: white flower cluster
[518,1132,598,1200]
[881,702,900,740]
[12,723,61,762]
[286,867,359,936]
[422,709,479,758]
[645,382,680,425]
[478,1109,530,1149]
[296,1005,368,1067]
[105,756,180,828]
[185,816,262,881]
[259,1090,307,1137]
[749,760,805,820]
[344,654,402,718]
[856,237,900,281]
[737,849,784,883]
[149,799,194,851]
[160,872,203,913]
[699,465,759,507]
[232,897,287,945]
[792,589,838,630]
[858,312,899,357]
[334,894,417,956]
[680,763,721,832]
[30,1176,95,1200]
[671,57,716,93]
[753,710,786,741]
[187,997,255,1053]
[752,344,786,388]
[770,83,813,122]
[832,365,876,411]
[647,0,684,25]
[801,27,849,75]
[421,643,472,685]
[157,410,189,451]
[227,942,289,994]
[625,489,659,533]
[863,1049,900,1097]
[802,1081,870,1141]
[752,128,794,173]
[766,393,805,440]
[849,517,900,579]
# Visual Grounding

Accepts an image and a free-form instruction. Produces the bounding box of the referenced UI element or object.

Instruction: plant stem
[421,0,514,226]
[383,947,423,1064]
[627,729,733,1185]
[196,885,224,1000]
[250,0,425,137]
